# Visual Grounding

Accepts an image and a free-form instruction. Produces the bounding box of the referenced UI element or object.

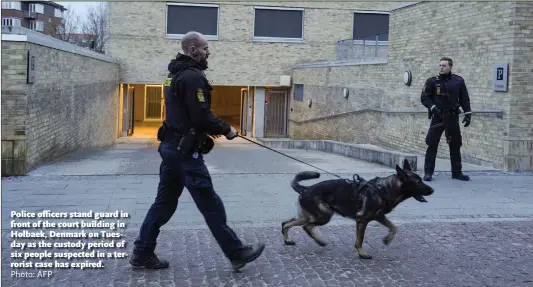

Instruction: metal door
[264,89,288,137]
[240,88,249,136]
[145,85,163,121]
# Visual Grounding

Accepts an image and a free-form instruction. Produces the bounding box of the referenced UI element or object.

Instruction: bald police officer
[129,31,264,271]
[421,57,471,182]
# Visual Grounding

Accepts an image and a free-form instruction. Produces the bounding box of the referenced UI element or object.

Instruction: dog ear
[396,164,408,181]
[403,159,412,171]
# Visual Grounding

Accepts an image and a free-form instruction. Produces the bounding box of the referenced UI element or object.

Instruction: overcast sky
[56,1,98,21]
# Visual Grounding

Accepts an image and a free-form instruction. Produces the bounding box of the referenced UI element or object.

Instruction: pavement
[2,137,533,287]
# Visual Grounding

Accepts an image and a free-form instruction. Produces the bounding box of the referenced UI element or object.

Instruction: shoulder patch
[163,78,172,87]
[197,88,205,102]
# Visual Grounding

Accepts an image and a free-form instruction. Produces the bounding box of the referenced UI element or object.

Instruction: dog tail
[291,171,320,194]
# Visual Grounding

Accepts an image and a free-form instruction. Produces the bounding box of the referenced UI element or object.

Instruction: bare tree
[81,2,108,54]
[54,4,81,42]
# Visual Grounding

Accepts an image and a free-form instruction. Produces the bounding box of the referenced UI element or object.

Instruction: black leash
[237,135,343,179]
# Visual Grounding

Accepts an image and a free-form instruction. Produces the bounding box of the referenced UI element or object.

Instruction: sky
[56,1,99,22]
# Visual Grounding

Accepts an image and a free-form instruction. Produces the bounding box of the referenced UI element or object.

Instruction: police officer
[421,57,472,182]
[129,31,264,271]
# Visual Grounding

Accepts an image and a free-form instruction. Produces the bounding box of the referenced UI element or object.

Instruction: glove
[431,106,441,118]
[225,126,238,140]
[211,134,223,139]
[462,113,471,127]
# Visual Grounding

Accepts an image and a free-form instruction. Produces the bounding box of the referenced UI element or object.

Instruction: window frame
[165,2,220,40]
[352,10,389,45]
[252,6,305,43]
[2,2,22,10]
[29,3,45,14]
[30,20,44,32]
[2,17,22,27]
[54,8,63,18]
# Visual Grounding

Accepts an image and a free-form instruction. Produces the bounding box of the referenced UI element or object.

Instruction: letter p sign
[496,67,504,80]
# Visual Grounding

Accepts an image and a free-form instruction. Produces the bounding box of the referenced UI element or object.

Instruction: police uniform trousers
[133,141,244,258]
[424,112,463,175]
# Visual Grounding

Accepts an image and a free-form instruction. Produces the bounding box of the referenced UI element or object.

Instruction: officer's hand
[225,126,238,140]
[462,114,471,127]
[431,106,441,116]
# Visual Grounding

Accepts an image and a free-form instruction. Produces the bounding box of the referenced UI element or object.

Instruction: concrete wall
[289,2,533,171]
[1,28,120,176]
[107,1,395,86]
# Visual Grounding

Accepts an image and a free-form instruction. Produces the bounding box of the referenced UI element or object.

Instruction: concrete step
[256,138,418,171]
[255,138,501,173]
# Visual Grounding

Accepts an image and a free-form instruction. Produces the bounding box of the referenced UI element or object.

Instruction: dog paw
[317,241,327,247]
[383,236,393,246]
[358,252,372,260]
[284,240,296,246]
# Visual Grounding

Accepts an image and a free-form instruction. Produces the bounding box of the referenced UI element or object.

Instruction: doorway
[144,85,164,121]
[264,88,289,137]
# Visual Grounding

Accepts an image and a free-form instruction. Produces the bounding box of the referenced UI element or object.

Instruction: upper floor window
[253,6,304,42]
[166,2,219,40]
[2,2,21,10]
[29,4,45,14]
[2,17,22,27]
[353,11,389,42]
[54,8,63,18]
[30,20,44,31]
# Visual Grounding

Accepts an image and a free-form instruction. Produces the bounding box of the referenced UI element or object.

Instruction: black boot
[229,243,265,271]
[129,252,169,269]
[452,173,470,181]
[423,173,432,181]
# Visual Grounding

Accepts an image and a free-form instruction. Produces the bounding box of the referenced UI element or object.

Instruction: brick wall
[107,1,395,86]
[1,41,29,175]
[1,29,120,176]
[504,3,533,170]
[290,2,532,171]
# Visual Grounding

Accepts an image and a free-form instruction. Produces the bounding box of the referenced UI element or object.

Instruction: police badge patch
[197,88,205,102]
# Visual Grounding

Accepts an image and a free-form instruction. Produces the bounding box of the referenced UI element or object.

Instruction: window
[2,2,21,10]
[30,20,44,31]
[293,84,304,101]
[29,4,44,14]
[166,3,219,39]
[2,18,21,27]
[353,11,389,41]
[253,6,304,42]
[54,8,63,18]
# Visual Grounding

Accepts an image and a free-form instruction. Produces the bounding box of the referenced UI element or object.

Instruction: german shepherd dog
[281,159,434,259]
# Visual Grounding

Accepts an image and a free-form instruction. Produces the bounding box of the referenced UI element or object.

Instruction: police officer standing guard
[129,31,265,271]
[421,57,472,182]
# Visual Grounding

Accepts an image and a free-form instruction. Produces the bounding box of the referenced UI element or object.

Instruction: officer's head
[181,31,210,69]
[439,57,453,75]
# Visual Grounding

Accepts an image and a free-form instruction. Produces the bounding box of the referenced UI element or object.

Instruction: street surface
[2,137,533,286]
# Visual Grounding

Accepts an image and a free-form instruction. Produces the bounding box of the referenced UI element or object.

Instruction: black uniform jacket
[420,72,472,115]
[164,54,231,136]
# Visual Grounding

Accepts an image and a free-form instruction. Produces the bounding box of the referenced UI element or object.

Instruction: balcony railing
[336,33,388,61]
[24,11,37,19]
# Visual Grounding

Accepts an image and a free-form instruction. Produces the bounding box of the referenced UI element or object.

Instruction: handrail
[336,33,389,60]
[289,108,504,124]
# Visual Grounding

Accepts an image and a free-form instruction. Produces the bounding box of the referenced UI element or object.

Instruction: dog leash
[237,135,343,179]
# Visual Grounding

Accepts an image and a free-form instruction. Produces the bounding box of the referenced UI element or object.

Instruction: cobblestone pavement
[2,222,533,287]
[2,140,533,286]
